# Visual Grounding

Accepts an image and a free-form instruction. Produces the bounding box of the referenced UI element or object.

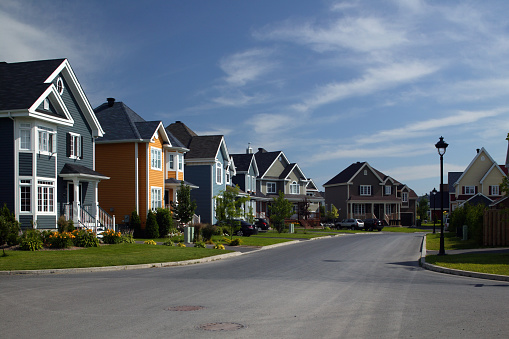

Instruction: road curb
[420,235,509,282]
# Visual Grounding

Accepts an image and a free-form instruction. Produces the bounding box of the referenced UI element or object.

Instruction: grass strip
[426,232,480,251]
[426,253,509,276]
[0,243,231,271]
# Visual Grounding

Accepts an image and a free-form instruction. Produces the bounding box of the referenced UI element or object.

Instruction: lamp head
[435,136,448,156]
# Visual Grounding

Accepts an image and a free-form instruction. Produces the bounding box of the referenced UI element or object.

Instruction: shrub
[201,224,216,241]
[57,216,74,233]
[131,210,142,238]
[194,241,206,248]
[193,223,203,242]
[72,229,99,248]
[145,210,159,239]
[102,229,123,244]
[48,231,75,249]
[121,229,135,244]
[163,239,175,246]
[19,229,43,251]
[0,204,21,250]
[144,239,157,245]
[213,243,225,250]
[221,237,231,245]
[229,238,242,246]
[156,208,173,238]
[177,242,186,247]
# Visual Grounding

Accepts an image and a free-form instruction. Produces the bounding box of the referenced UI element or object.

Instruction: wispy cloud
[381,163,467,182]
[294,61,438,112]
[219,48,276,86]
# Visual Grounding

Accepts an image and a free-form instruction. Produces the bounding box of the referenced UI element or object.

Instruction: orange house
[94,98,190,228]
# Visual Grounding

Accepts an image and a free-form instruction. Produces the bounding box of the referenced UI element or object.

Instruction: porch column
[371,203,374,218]
[73,178,80,225]
[93,181,99,228]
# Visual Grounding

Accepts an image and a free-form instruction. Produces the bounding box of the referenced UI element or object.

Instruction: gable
[455,148,498,188]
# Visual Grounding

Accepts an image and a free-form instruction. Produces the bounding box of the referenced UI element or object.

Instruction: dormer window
[290,181,300,194]
[56,77,64,95]
[385,185,391,195]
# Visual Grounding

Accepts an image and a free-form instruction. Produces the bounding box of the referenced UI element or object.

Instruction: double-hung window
[290,181,300,194]
[168,154,175,170]
[360,185,371,196]
[20,123,31,150]
[464,186,475,195]
[267,182,276,194]
[178,154,183,171]
[354,204,365,215]
[490,185,500,196]
[216,162,223,184]
[37,180,54,213]
[151,187,162,210]
[38,126,56,154]
[385,185,391,195]
[68,133,82,159]
[402,192,408,203]
[20,179,31,212]
[151,147,162,170]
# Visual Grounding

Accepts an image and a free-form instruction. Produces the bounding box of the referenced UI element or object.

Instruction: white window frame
[178,154,183,171]
[69,132,82,159]
[20,179,32,213]
[216,162,223,185]
[465,186,475,195]
[168,154,175,170]
[20,123,31,151]
[151,147,162,171]
[225,166,231,184]
[290,181,300,194]
[151,187,162,211]
[402,192,408,203]
[43,98,50,110]
[56,77,64,95]
[37,126,56,155]
[385,185,391,195]
[360,185,371,196]
[491,185,500,196]
[385,205,392,215]
[37,180,55,213]
[267,182,276,194]
[354,204,365,215]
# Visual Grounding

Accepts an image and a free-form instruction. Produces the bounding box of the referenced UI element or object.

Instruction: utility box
[288,223,294,233]
[184,227,195,243]
[463,225,468,241]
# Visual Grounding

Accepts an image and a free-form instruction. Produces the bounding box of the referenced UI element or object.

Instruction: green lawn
[426,232,479,251]
[426,253,509,276]
[0,244,232,271]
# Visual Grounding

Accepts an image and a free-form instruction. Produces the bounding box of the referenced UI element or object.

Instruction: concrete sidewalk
[420,236,509,282]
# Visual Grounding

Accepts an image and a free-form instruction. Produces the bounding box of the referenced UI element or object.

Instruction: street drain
[166,306,205,311]
[198,322,245,331]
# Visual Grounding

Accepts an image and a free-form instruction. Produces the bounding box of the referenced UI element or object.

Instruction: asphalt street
[1,233,508,338]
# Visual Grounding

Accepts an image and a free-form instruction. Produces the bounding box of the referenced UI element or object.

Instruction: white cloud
[295,61,438,111]
[380,163,466,182]
[219,48,276,86]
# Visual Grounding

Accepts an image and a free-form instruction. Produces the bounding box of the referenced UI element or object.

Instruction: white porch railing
[64,204,115,234]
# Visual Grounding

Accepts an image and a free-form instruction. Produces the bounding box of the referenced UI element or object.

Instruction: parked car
[254,218,270,231]
[335,218,365,230]
[234,219,259,237]
[363,218,384,231]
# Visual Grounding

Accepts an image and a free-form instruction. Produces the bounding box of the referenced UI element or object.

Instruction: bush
[201,224,216,241]
[48,231,75,249]
[144,239,157,245]
[229,238,242,246]
[121,230,135,244]
[145,210,159,239]
[0,204,21,249]
[156,208,173,238]
[102,229,123,244]
[213,243,225,250]
[19,229,43,251]
[72,229,99,248]
[163,239,175,246]
[177,242,186,247]
[450,203,486,246]
[194,241,206,248]
[57,216,75,233]
[131,210,142,238]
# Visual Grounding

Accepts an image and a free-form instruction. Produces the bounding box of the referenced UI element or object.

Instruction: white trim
[150,146,162,171]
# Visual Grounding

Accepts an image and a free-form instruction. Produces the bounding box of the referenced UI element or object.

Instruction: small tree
[417,197,429,221]
[171,182,197,228]
[131,209,142,237]
[298,197,311,220]
[156,208,173,237]
[327,204,339,222]
[215,185,250,239]
[145,210,159,239]
[269,192,293,233]
[0,204,20,256]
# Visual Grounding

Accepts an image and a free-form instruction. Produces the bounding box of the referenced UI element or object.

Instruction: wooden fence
[483,210,509,246]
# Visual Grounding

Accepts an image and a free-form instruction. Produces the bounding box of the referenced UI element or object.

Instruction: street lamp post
[432,188,437,234]
[435,136,448,256]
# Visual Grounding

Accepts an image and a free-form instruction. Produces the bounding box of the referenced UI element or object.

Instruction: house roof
[254,148,292,178]
[94,100,169,144]
[323,162,366,186]
[231,153,253,172]
[165,121,198,148]
[0,59,65,111]
[453,148,502,188]
[460,193,493,207]
[59,163,109,181]
[0,58,104,136]
[164,178,198,189]
[448,172,462,193]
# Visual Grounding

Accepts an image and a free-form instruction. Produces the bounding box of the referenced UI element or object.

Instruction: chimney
[246,142,253,154]
[258,148,267,153]
[476,149,480,154]
[107,98,115,107]
[176,121,181,124]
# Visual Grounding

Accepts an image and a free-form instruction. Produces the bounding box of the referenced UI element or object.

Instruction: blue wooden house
[166,121,235,224]
[0,59,111,230]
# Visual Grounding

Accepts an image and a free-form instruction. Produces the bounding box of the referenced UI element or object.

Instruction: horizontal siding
[37,215,57,229]
[186,165,212,223]
[36,153,56,178]
[19,215,33,229]
[96,143,137,225]
[19,153,33,176]
[0,119,14,211]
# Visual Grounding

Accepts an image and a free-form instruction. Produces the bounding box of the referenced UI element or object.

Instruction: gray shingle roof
[94,101,161,142]
[186,135,223,159]
[60,163,108,179]
[323,162,366,186]
[231,153,253,172]
[165,121,197,148]
[0,59,65,111]
[254,149,281,177]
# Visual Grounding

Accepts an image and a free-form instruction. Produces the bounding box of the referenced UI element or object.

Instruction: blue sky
[2,0,509,196]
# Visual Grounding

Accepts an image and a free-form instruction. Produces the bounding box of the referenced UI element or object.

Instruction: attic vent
[107,98,115,107]
[56,77,64,95]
